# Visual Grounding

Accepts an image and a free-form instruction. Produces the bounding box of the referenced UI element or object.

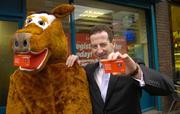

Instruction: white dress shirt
[94,63,145,102]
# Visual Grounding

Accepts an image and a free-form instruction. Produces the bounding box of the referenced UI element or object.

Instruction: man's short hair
[89,25,113,42]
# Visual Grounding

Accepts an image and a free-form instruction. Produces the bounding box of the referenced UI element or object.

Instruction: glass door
[0,21,18,109]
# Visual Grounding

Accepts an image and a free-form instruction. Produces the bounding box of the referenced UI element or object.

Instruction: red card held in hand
[101,59,126,73]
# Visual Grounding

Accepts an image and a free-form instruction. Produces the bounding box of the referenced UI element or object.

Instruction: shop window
[171,5,180,81]
[74,0,149,66]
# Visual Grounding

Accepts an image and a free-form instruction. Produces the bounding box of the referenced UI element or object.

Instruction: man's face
[90,31,114,60]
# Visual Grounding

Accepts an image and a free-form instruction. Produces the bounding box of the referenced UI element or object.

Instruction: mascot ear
[27,11,36,16]
[52,4,74,18]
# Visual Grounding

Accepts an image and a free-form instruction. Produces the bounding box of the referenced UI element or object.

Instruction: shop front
[0,0,162,113]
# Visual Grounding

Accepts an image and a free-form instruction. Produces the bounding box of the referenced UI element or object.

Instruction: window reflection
[74,1,148,66]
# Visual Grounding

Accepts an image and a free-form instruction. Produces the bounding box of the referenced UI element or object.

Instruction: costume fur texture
[6,4,92,114]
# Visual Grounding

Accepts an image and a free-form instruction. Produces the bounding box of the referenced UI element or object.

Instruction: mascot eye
[26,18,32,24]
[38,20,45,26]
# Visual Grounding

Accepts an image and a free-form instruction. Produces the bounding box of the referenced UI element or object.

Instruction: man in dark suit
[66,25,174,114]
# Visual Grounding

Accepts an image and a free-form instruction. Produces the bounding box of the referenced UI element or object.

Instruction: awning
[169,0,180,3]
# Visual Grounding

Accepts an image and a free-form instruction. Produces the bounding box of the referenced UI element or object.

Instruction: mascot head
[12,4,74,72]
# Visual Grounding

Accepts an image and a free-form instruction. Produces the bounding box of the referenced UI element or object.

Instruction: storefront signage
[75,33,127,65]
[76,33,95,66]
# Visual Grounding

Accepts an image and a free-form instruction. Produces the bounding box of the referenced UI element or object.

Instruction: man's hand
[66,55,79,67]
[107,52,141,79]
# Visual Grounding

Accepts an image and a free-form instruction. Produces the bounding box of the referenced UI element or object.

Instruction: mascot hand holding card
[6,4,92,114]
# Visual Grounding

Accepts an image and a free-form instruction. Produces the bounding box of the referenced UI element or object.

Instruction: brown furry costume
[6,4,92,114]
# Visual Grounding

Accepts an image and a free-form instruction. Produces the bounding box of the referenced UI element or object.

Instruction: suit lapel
[105,74,118,105]
[88,62,105,106]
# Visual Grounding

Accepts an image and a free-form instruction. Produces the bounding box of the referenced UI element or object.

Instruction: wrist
[128,64,139,76]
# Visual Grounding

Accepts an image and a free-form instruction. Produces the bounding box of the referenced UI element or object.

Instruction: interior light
[74,5,112,20]
[80,10,105,18]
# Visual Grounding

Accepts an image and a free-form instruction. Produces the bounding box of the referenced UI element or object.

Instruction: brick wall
[155,0,174,112]
[155,0,174,79]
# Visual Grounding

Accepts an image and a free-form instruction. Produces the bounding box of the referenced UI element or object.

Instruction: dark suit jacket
[84,59,174,114]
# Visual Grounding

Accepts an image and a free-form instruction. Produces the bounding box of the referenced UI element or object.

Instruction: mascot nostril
[23,40,28,47]
[14,40,19,47]
[7,3,92,114]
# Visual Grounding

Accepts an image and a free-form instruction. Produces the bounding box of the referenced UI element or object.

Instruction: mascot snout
[13,33,31,53]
